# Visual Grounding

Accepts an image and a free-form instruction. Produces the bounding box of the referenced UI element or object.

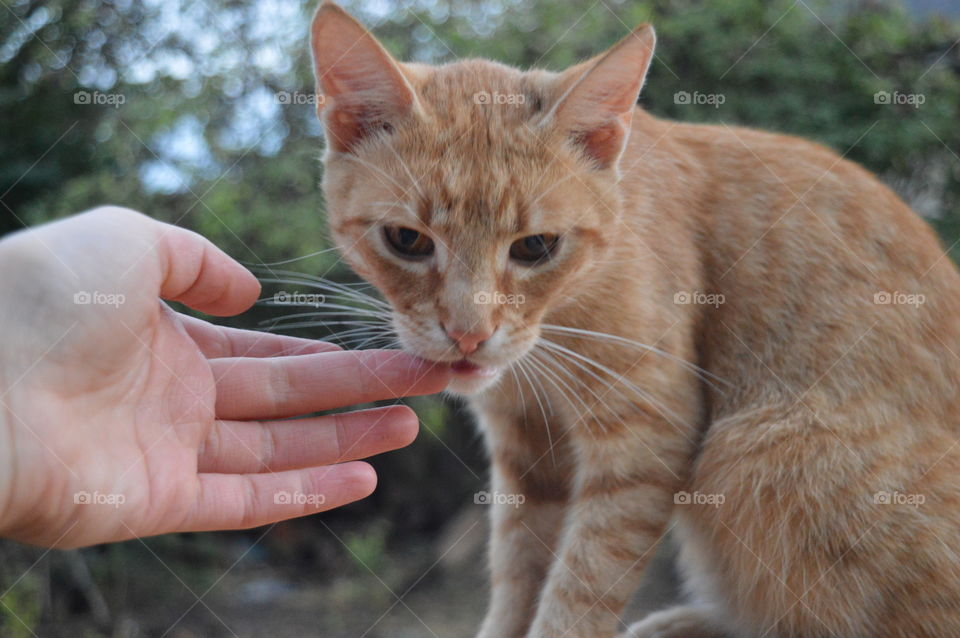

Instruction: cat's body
[310,4,960,637]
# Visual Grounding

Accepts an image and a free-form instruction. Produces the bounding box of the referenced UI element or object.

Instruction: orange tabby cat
[309,3,960,637]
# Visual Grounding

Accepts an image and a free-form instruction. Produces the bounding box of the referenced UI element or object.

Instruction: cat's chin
[444,366,503,396]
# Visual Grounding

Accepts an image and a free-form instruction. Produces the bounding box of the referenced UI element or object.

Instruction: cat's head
[310,2,655,395]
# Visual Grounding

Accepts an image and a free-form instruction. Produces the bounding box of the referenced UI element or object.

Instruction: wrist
[0,390,64,546]
[0,235,63,542]
[0,385,20,540]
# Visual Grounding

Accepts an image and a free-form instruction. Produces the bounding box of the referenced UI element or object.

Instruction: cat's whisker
[258,268,385,298]
[264,270,385,295]
[538,338,695,436]
[322,327,391,345]
[524,356,555,418]
[538,338,645,412]
[259,308,390,323]
[269,321,389,336]
[540,323,731,393]
[524,351,575,414]
[507,362,530,431]
[528,347,611,434]
[264,320,390,333]
[259,297,392,319]
[507,362,530,430]
[515,356,556,466]
[254,275,390,311]
[259,309,392,325]
[239,248,340,268]
[352,327,400,350]
[524,351,599,441]
[258,313,386,327]
[292,322,396,350]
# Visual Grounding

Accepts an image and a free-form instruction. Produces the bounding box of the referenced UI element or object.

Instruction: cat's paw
[619,605,729,638]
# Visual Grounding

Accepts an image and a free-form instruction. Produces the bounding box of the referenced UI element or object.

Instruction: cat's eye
[383,225,435,259]
[509,233,560,265]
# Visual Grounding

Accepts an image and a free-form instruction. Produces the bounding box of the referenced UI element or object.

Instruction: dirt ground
[33,513,682,638]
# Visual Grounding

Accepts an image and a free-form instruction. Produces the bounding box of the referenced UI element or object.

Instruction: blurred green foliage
[0,572,41,638]
[2,0,960,634]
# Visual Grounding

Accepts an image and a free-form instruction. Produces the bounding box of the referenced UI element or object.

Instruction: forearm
[0,234,43,540]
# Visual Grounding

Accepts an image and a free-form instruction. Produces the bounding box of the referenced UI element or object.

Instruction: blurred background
[2,0,960,635]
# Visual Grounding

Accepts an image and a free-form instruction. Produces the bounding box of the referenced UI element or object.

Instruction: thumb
[155,222,261,316]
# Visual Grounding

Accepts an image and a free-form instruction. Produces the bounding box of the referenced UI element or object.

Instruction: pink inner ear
[326,103,393,153]
[311,5,416,153]
[573,121,626,169]
[552,25,654,170]
[327,109,365,154]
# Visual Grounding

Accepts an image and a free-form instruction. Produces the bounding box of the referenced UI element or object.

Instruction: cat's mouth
[434,357,504,395]
[450,358,500,378]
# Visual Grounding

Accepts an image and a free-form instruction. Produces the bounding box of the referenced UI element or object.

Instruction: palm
[9,296,217,545]
[0,208,447,548]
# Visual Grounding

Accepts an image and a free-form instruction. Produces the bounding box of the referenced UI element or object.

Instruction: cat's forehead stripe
[419,180,531,234]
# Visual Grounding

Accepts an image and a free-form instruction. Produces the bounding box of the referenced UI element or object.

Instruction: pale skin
[0,206,449,549]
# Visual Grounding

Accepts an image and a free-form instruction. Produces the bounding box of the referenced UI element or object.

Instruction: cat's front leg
[474,407,573,638]
[525,418,693,638]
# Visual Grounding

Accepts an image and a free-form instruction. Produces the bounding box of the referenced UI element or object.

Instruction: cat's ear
[310,2,418,153]
[549,25,656,169]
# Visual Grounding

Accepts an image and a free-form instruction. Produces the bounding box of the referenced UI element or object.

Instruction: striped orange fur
[310,3,960,637]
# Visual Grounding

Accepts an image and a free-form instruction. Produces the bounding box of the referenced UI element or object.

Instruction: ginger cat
[308,3,960,637]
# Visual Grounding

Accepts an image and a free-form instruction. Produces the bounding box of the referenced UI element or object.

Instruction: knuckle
[266,358,292,415]
[332,412,349,461]
[258,424,278,472]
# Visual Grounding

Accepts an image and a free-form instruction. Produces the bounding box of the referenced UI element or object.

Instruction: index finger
[211,350,450,420]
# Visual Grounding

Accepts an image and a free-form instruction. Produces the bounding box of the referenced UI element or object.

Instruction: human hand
[0,207,448,548]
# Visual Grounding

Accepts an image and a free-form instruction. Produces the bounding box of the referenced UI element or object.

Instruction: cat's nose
[443,324,495,355]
